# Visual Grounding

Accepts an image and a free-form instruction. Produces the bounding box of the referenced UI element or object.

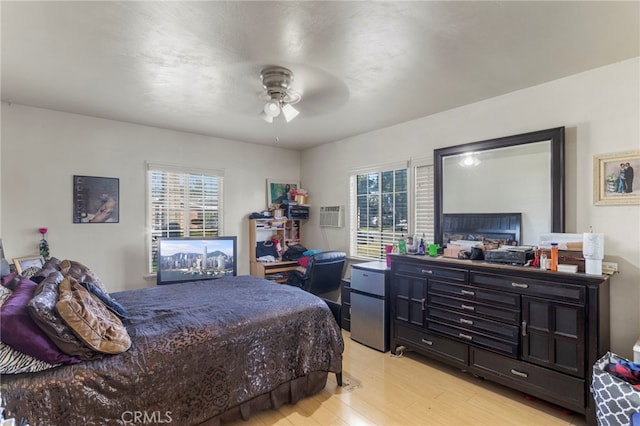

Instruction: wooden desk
[250,260,298,283]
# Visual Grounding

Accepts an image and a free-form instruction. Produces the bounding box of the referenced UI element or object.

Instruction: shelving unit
[249,218,303,283]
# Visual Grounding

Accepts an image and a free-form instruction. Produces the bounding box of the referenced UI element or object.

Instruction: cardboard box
[540,249,585,272]
[443,248,463,258]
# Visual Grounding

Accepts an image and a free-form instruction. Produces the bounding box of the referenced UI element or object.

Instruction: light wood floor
[228,330,587,426]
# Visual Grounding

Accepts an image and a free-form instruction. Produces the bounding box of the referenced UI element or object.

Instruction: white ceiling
[1,1,638,150]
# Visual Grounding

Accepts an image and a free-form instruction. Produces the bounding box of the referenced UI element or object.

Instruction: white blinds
[147,163,224,273]
[414,164,434,242]
[349,168,409,260]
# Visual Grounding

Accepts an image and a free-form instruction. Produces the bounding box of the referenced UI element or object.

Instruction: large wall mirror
[434,127,565,246]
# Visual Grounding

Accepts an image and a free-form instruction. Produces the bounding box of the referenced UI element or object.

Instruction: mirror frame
[433,127,565,246]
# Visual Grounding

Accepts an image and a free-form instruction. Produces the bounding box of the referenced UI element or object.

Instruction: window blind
[147,163,224,273]
[349,167,408,260]
[414,164,434,242]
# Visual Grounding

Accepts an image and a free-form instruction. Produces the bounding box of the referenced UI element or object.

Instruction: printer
[286,204,309,219]
[485,246,535,266]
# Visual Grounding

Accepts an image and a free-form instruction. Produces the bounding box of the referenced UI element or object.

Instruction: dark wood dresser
[389,254,611,425]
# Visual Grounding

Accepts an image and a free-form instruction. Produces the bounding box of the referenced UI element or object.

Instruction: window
[147,163,224,274]
[350,166,408,260]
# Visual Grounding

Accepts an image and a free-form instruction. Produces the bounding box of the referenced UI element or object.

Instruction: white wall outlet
[601,262,618,273]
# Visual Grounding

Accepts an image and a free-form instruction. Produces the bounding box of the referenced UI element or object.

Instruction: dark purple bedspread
[1,275,344,425]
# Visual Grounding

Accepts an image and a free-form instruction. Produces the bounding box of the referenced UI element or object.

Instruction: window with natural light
[350,167,408,260]
[147,163,224,274]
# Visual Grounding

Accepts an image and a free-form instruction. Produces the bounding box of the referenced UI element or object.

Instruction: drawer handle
[461,304,475,311]
[421,298,427,311]
[362,273,369,277]
[421,338,433,346]
[421,269,433,274]
[521,320,527,337]
[461,289,475,296]
[510,369,528,378]
[458,333,473,341]
[459,318,474,325]
[511,282,529,289]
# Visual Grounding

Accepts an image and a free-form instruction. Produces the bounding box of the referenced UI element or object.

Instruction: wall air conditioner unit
[319,205,345,228]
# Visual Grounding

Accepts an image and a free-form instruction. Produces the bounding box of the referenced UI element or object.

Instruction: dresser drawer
[469,347,585,413]
[394,262,467,282]
[395,324,468,365]
[429,294,520,325]
[429,280,520,310]
[428,322,519,357]
[470,272,585,304]
[427,306,520,343]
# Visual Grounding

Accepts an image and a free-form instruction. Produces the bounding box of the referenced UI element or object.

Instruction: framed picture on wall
[266,179,299,209]
[593,151,640,205]
[73,175,120,223]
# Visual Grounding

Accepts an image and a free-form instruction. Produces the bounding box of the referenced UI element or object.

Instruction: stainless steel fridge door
[350,291,388,352]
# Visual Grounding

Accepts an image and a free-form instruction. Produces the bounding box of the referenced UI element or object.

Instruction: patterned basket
[592,352,640,426]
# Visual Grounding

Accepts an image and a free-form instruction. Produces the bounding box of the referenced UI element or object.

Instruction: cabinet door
[392,272,427,327]
[521,296,585,378]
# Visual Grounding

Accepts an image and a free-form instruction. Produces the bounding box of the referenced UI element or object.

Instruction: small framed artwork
[266,179,299,208]
[593,151,640,205]
[13,255,44,275]
[73,175,120,223]
[0,238,5,261]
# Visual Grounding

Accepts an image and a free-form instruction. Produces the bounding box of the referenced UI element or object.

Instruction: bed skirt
[206,371,329,425]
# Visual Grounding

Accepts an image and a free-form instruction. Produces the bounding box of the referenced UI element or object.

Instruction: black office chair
[287,251,346,296]
[287,251,346,386]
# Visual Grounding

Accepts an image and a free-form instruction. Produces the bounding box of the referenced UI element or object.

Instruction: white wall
[301,58,640,357]
[0,104,300,292]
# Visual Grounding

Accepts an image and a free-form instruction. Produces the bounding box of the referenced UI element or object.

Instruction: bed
[442,212,522,246]
[0,275,344,425]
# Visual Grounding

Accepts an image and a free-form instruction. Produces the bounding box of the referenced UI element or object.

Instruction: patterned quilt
[1,275,344,425]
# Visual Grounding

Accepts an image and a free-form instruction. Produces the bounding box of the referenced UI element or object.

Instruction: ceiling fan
[259,66,301,123]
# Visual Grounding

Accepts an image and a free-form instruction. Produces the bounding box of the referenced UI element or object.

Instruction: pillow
[19,265,41,280]
[59,259,108,293]
[0,277,80,365]
[0,286,61,374]
[28,271,101,360]
[56,277,131,354]
[30,256,62,284]
[298,256,311,268]
[2,272,17,287]
[302,249,324,256]
[79,281,128,319]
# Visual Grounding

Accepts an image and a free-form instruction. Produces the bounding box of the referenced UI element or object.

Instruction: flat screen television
[157,236,237,285]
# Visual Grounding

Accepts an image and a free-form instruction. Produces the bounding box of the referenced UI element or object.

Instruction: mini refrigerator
[350,261,390,352]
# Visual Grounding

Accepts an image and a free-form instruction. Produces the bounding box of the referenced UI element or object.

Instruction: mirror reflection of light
[459,153,480,167]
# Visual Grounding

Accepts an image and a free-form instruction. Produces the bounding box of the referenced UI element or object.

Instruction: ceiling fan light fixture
[260,110,274,123]
[263,99,281,117]
[281,103,299,122]
[259,65,301,124]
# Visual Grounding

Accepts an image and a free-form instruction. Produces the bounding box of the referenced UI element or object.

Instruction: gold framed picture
[13,255,45,275]
[593,151,640,205]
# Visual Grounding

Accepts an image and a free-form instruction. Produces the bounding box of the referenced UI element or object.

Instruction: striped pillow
[0,285,60,374]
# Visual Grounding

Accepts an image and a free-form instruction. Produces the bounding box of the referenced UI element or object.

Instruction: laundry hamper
[592,352,640,426]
